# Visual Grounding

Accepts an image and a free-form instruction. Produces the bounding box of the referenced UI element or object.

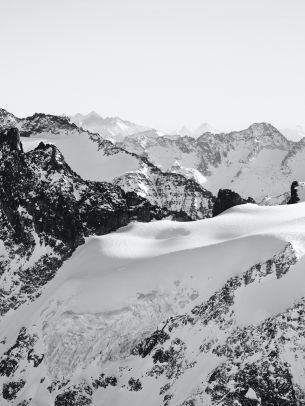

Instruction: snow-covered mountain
[0,109,215,220]
[4,108,305,405]
[2,191,305,404]
[120,122,305,202]
[69,111,151,142]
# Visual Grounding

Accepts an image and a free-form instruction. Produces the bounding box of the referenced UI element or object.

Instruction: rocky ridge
[119,122,305,202]
[0,109,216,220]
[0,108,81,137]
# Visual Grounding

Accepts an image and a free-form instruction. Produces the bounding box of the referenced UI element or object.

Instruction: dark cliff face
[212,189,255,217]
[0,127,23,153]
[0,127,171,317]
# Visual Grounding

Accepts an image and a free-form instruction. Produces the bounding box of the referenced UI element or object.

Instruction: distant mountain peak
[176,123,218,138]
[69,113,151,142]
[245,122,289,145]
[194,122,219,136]
[87,110,100,117]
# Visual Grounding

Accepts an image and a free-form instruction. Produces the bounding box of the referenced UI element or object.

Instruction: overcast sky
[1,0,305,132]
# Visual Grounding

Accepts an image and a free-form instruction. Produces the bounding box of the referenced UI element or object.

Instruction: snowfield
[2,202,305,405]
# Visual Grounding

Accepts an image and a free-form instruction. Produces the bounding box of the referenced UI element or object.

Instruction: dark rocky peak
[212,188,255,216]
[29,141,75,175]
[0,127,23,153]
[288,181,305,204]
[20,112,80,137]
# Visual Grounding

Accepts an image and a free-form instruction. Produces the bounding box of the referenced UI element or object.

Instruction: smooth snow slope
[2,202,305,406]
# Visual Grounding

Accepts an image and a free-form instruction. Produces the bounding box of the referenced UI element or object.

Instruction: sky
[0,0,305,133]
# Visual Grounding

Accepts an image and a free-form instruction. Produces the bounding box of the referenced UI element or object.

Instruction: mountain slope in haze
[120,122,305,202]
[2,201,305,405]
[175,123,219,138]
[69,111,150,142]
[0,109,215,220]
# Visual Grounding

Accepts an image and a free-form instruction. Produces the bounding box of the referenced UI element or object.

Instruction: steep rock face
[114,165,215,220]
[119,123,305,202]
[287,181,305,204]
[212,189,255,217]
[0,127,169,318]
[0,127,23,152]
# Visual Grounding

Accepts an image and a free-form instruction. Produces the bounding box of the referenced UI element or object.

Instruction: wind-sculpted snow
[2,203,305,404]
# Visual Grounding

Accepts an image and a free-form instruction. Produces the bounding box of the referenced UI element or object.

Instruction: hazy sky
[1,0,305,132]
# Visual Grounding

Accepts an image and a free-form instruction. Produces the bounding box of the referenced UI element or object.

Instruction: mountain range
[1,108,305,405]
[0,109,216,220]
[4,108,305,206]
[70,111,220,141]
[120,122,305,203]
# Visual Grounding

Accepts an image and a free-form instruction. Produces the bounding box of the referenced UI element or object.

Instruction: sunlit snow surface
[2,202,305,405]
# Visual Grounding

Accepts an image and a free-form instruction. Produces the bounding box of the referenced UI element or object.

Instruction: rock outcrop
[212,189,255,217]
[0,127,23,153]
[287,181,305,204]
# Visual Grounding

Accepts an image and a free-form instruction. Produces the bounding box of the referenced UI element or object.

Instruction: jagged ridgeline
[119,122,305,205]
[2,111,305,406]
[0,108,217,220]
